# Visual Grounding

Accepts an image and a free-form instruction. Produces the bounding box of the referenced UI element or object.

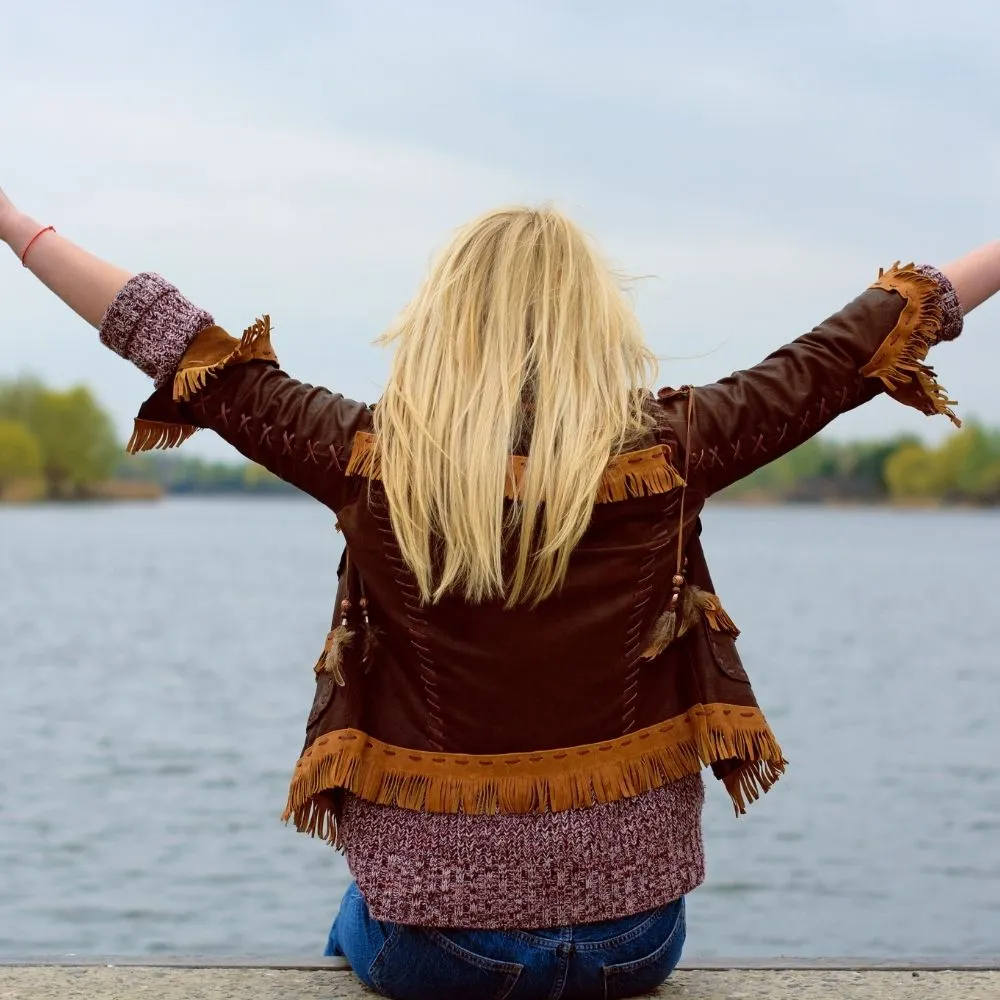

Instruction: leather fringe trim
[126,419,199,454]
[863,263,961,427]
[345,432,685,505]
[694,589,740,637]
[282,703,787,843]
[173,317,277,403]
[294,791,341,846]
[594,445,686,503]
[126,319,278,455]
[722,759,785,816]
[345,429,381,479]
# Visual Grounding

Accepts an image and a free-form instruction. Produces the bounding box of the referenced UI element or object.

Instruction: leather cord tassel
[318,598,354,687]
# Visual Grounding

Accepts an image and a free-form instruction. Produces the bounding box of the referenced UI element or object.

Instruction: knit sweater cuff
[914,264,963,342]
[100,273,215,387]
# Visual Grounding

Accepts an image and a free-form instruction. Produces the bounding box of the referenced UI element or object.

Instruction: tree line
[0,376,292,500]
[724,425,1000,505]
[2,375,999,505]
[0,377,119,498]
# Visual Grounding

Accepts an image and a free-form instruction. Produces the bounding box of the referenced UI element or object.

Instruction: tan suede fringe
[172,317,276,403]
[126,318,278,454]
[346,431,685,504]
[282,703,787,844]
[863,263,960,427]
[126,419,199,454]
[722,759,785,815]
[695,589,740,636]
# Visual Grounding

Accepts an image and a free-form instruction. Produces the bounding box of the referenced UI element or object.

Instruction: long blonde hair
[374,206,658,606]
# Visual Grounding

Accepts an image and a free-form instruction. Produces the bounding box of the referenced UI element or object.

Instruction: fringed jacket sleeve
[101,273,372,511]
[656,264,964,498]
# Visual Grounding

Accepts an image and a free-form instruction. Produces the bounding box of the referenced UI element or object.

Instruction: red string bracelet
[20,225,56,267]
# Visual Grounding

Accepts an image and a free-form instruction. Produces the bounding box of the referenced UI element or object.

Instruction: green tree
[935,424,1000,500]
[836,435,918,497]
[0,376,46,424]
[33,387,120,497]
[0,379,120,498]
[884,443,943,500]
[0,420,42,496]
[243,463,282,490]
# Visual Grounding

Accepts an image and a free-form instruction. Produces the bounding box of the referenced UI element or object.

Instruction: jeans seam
[422,929,524,977]
[570,904,674,953]
[547,944,571,1000]
[367,923,400,992]
[603,899,685,979]
[502,907,670,951]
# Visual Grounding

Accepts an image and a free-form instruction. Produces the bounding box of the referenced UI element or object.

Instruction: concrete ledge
[0,964,997,999]
[2,955,998,969]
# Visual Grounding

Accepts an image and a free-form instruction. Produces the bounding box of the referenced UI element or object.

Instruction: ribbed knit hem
[341,774,705,929]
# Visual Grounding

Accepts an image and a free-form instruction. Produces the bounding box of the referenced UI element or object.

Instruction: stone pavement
[1,961,997,999]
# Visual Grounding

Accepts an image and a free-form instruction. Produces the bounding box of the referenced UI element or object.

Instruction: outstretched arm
[0,193,132,327]
[656,242,1000,498]
[941,241,1000,314]
[0,188,373,511]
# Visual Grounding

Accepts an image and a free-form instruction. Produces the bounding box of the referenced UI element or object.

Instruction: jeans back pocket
[370,925,523,1000]
[601,899,686,1000]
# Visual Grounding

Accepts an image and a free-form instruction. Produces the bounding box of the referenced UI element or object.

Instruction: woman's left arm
[655,243,1000,499]
[940,241,1000,314]
[1,193,372,510]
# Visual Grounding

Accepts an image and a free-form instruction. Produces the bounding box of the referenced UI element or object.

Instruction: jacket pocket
[306,672,337,729]
[369,925,522,1000]
[704,624,750,684]
[306,549,349,729]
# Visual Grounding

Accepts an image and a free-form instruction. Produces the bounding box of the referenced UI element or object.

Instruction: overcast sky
[2,0,998,456]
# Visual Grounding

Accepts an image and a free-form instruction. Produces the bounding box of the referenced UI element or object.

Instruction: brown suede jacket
[128,264,962,841]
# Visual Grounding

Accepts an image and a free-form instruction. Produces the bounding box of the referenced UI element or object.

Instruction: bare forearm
[1,209,133,328]
[940,240,1000,314]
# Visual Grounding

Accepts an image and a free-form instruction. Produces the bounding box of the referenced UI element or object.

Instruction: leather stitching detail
[370,489,445,749]
[713,378,867,478]
[620,504,675,734]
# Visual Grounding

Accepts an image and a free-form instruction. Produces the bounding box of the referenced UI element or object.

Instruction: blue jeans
[326,882,686,1000]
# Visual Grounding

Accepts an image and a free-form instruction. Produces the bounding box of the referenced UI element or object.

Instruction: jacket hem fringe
[282,703,787,845]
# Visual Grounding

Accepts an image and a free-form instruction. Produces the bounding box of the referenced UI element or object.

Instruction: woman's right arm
[0,190,372,509]
[658,246,1000,498]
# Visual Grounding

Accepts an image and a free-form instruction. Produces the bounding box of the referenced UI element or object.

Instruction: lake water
[1,498,998,959]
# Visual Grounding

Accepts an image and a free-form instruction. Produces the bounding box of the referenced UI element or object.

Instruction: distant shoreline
[3,487,996,510]
[0,478,298,504]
